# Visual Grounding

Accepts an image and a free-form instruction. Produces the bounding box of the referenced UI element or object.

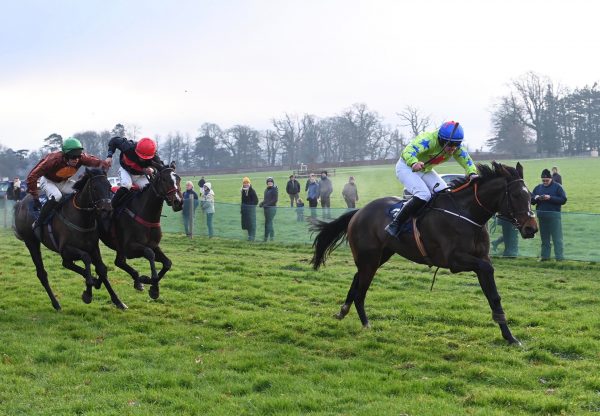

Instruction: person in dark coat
[531,168,567,261]
[198,176,206,189]
[318,170,333,218]
[240,177,258,241]
[341,176,359,208]
[306,173,320,219]
[182,181,199,236]
[551,166,562,185]
[286,174,301,207]
[259,177,278,242]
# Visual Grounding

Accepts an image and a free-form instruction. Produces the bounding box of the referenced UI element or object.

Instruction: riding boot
[385,197,427,238]
[32,197,59,239]
[112,187,129,208]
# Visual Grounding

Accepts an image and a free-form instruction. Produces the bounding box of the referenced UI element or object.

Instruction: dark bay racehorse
[311,162,538,344]
[100,165,183,300]
[13,168,127,310]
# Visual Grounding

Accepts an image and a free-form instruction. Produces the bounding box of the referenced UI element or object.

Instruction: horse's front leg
[92,248,127,310]
[60,245,96,304]
[127,243,158,298]
[147,246,171,300]
[450,256,520,345]
[114,252,144,291]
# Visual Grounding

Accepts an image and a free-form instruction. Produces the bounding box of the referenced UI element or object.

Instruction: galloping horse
[100,164,183,300]
[13,168,127,310]
[311,162,538,344]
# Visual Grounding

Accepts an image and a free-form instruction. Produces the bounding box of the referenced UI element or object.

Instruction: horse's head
[150,163,183,212]
[492,162,538,239]
[73,168,113,216]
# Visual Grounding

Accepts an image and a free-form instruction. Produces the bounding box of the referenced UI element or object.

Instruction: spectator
[241,177,258,241]
[182,181,199,237]
[490,216,519,257]
[551,166,562,185]
[305,172,316,192]
[531,168,567,261]
[11,177,22,201]
[200,182,215,238]
[342,176,359,209]
[306,173,320,219]
[296,198,305,222]
[286,174,301,207]
[198,176,206,189]
[259,177,278,242]
[318,170,333,218]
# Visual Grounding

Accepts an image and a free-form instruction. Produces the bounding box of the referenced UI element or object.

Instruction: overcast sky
[1,0,598,152]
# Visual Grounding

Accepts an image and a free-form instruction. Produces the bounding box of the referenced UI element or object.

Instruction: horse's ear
[516,162,524,179]
[169,161,176,170]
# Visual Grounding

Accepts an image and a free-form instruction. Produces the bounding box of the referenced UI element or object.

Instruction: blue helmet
[438,121,464,143]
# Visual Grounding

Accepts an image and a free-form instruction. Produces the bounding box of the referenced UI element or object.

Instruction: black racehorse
[100,164,183,300]
[311,162,538,345]
[13,168,127,310]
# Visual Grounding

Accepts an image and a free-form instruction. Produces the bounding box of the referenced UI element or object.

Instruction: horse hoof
[133,281,144,291]
[139,275,151,284]
[93,278,102,289]
[508,337,523,347]
[149,285,160,300]
[53,302,62,311]
[362,323,371,329]
[81,291,92,304]
[116,302,128,310]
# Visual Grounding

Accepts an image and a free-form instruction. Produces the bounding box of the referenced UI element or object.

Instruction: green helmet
[62,137,84,154]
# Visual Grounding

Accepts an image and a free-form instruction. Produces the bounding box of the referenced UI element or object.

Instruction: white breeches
[39,177,75,201]
[119,166,149,190]
[395,159,448,201]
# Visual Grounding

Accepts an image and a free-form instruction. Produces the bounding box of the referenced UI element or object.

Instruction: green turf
[1,230,600,415]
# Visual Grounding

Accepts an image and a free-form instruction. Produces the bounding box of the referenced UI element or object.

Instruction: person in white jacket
[200,182,215,238]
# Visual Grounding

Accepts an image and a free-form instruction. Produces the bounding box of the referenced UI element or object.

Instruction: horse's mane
[449,162,519,190]
[72,168,105,192]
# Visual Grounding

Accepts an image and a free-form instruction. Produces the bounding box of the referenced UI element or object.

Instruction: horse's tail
[310,209,359,270]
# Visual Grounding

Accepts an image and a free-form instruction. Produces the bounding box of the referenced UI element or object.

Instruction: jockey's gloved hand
[468,173,479,181]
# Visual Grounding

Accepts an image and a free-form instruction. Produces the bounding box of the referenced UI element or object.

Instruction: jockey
[28,137,108,233]
[104,136,164,204]
[385,121,479,237]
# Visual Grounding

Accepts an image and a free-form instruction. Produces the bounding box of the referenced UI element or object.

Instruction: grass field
[1,157,600,414]
[1,230,600,415]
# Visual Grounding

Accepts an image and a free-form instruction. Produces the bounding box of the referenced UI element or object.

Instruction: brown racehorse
[13,168,126,310]
[310,162,538,345]
[99,164,183,300]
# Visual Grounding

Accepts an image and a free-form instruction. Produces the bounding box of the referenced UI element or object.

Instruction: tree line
[487,71,600,156]
[2,71,598,178]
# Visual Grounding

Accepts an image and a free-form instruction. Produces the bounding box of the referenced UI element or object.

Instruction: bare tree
[397,106,431,137]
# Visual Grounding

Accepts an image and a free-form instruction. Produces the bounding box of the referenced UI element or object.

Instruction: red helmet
[135,137,157,160]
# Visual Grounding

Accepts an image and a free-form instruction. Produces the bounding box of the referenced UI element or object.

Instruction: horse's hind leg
[354,251,383,328]
[25,239,61,311]
[92,248,127,310]
[335,273,359,320]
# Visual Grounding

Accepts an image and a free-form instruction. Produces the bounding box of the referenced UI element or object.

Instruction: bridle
[148,168,180,204]
[72,174,112,212]
[467,178,535,228]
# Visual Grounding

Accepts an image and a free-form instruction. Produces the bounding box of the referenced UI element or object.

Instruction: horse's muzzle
[519,217,538,239]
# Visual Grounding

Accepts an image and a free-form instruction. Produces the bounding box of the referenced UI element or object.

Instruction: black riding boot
[385,197,427,237]
[112,187,129,208]
[32,197,59,239]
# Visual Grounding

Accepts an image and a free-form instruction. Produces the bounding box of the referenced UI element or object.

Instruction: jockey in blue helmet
[385,121,479,238]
